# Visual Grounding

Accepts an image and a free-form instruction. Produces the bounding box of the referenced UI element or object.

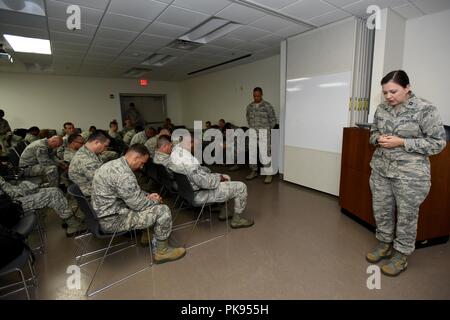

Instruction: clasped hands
[147,193,163,203]
[377,134,405,148]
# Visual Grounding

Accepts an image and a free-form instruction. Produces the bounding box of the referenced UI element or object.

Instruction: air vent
[24,62,52,72]
[168,39,203,51]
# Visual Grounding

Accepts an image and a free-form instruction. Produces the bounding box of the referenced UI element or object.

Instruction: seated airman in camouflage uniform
[24,127,40,144]
[0,176,85,237]
[63,133,84,163]
[92,144,186,264]
[68,130,109,197]
[19,136,67,187]
[169,134,254,229]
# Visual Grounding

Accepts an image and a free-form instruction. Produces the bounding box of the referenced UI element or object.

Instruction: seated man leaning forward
[169,133,254,229]
[91,143,186,264]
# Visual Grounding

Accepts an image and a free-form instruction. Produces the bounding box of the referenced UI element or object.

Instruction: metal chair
[0,246,36,300]
[67,183,152,297]
[13,212,45,254]
[173,172,229,249]
[155,164,180,208]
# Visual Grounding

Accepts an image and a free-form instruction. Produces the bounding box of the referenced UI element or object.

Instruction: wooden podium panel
[339,127,450,241]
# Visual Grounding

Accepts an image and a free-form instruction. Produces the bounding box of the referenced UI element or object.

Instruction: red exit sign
[140,79,148,86]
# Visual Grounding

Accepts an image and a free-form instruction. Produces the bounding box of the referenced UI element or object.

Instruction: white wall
[180,55,280,128]
[403,9,450,124]
[283,18,357,196]
[0,73,183,132]
[369,8,406,121]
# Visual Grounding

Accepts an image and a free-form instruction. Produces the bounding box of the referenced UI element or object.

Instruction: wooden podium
[339,127,450,242]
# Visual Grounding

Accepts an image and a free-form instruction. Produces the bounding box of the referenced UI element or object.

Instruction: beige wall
[0,72,183,132]
[180,55,280,128]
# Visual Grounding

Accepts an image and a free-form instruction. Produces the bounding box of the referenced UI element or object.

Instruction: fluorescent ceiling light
[123,68,150,78]
[318,82,348,88]
[4,34,51,55]
[287,77,310,82]
[0,0,46,16]
[179,18,241,44]
[141,54,176,67]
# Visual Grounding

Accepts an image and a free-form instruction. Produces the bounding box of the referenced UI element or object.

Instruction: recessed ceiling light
[0,0,46,16]
[4,34,52,55]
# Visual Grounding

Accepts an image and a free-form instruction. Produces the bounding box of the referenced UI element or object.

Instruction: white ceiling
[0,0,449,81]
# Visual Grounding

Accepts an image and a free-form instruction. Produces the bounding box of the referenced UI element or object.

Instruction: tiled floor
[2,167,450,299]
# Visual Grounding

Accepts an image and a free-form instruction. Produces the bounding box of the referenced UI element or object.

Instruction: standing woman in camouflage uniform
[366,70,447,276]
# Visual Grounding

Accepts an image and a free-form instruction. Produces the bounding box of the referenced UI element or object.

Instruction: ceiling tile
[275,24,312,38]
[215,3,266,24]
[391,3,424,19]
[252,34,284,46]
[96,27,139,42]
[208,36,247,48]
[0,23,49,39]
[226,26,270,41]
[233,41,267,52]
[51,40,89,51]
[51,0,110,11]
[246,0,298,10]
[92,37,131,50]
[0,10,47,29]
[48,18,97,37]
[280,0,336,20]
[172,0,231,15]
[46,0,104,25]
[101,13,150,33]
[50,31,92,44]
[89,45,125,55]
[412,0,450,14]
[143,22,190,38]
[308,9,351,27]
[250,15,296,32]
[133,33,174,48]
[108,0,168,21]
[51,48,86,57]
[342,0,409,17]
[156,47,188,57]
[156,5,210,28]
[322,0,360,8]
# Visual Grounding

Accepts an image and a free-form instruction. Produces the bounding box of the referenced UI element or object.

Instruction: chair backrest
[15,141,27,156]
[145,161,158,182]
[8,148,20,168]
[173,172,196,205]
[67,184,102,236]
[156,164,177,193]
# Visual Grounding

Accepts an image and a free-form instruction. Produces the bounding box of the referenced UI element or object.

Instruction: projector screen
[285,71,351,153]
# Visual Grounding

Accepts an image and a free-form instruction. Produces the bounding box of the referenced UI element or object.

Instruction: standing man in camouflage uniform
[19,136,67,187]
[69,131,109,197]
[0,109,12,155]
[0,176,85,237]
[245,87,277,184]
[92,144,186,264]
[63,133,84,163]
[367,70,446,276]
[169,134,254,228]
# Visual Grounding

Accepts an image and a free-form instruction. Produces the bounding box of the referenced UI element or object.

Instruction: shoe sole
[154,250,187,264]
[381,262,408,277]
[230,221,255,229]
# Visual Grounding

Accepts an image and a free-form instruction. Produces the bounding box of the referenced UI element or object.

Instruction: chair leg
[183,203,207,248]
[18,269,31,300]
[172,199,184,224]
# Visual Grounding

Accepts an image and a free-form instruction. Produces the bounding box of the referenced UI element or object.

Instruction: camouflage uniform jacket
[24,133,39,144]
[169,145,221,191]
[68,145,102,196]
[123,130,136,145]
[63,147,77,163]
[92,157,157,219]
[19,138,58,168]
[246,99,277,130]
[130,131,148,146]
[370,93,446,180]
[0,118,11,135]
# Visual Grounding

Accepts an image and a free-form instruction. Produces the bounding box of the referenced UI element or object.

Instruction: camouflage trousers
[99,204,173,241]
[18,187,73,220]
[370,170,431,255]
[194,176,247,214]
[21,164,59,187]
[249,130,272,173]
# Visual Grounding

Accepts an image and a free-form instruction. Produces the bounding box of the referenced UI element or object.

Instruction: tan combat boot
[65,216,87,237]
[366,241,392,263]
[230,214,254,229]
[245,170,258,180]
[154,239,186,264]
[381,250,408,276]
